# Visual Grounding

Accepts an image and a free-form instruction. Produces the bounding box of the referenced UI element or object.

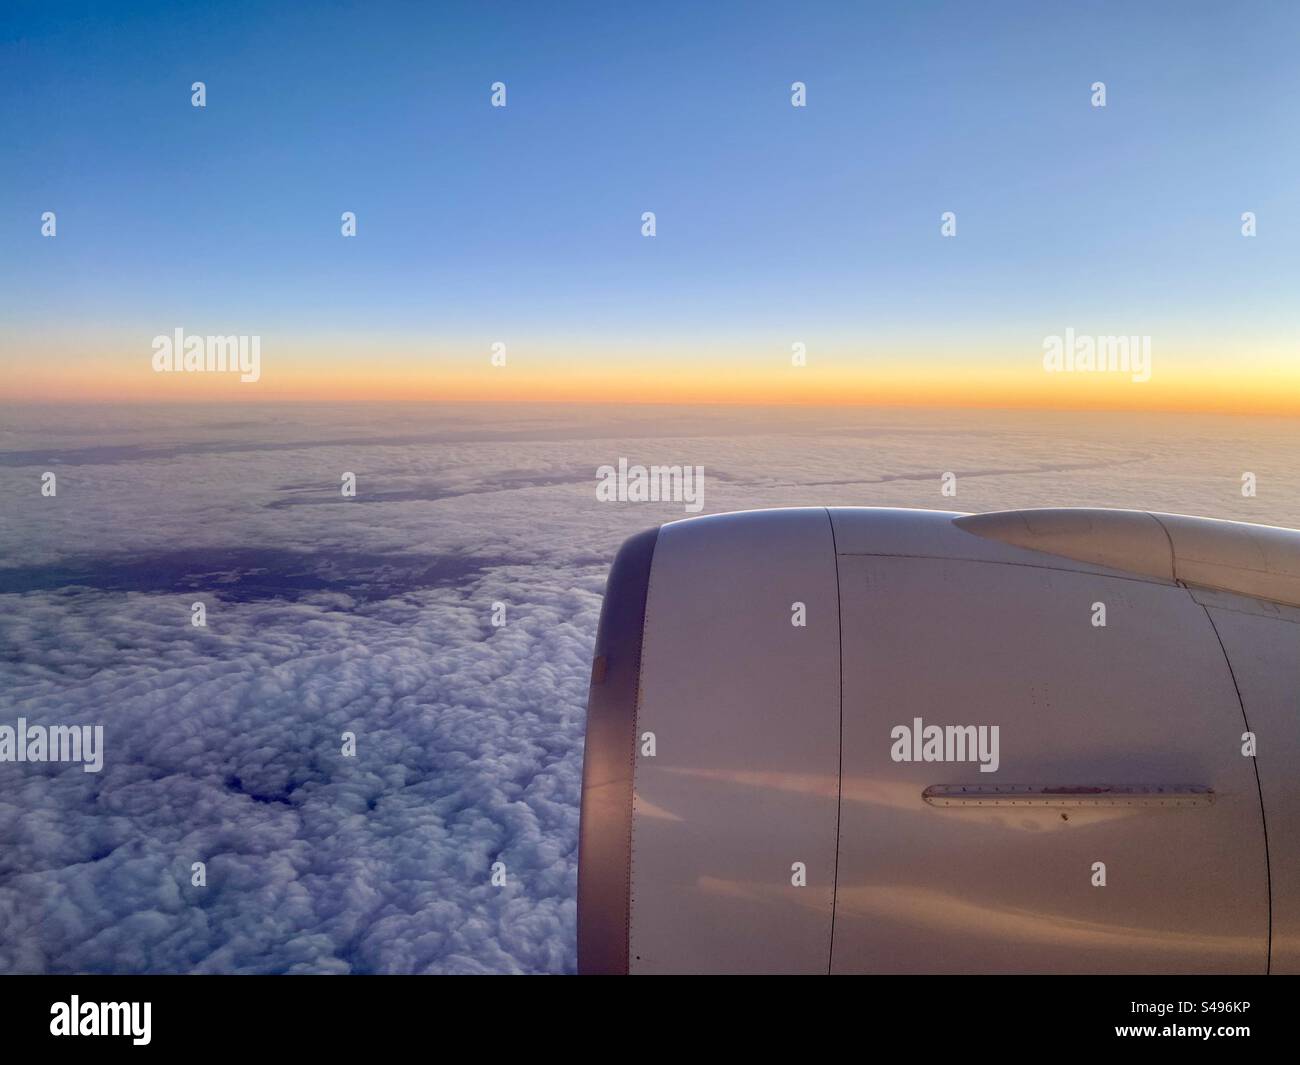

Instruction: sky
[2,1,1298,407]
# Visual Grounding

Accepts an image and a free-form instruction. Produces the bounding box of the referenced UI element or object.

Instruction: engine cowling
[577,507,1300,974]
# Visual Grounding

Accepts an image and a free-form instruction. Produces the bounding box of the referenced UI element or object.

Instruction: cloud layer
[2,403,1296,972]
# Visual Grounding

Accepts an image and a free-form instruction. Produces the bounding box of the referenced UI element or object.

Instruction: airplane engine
[577,507,1300,974]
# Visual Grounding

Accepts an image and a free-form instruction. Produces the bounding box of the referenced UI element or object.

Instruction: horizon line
[2,394,1298,419]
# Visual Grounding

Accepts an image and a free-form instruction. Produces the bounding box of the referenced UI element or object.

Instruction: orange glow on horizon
[4,351,1298,415]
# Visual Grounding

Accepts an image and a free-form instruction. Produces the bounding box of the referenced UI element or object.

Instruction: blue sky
[2,0,1298,383]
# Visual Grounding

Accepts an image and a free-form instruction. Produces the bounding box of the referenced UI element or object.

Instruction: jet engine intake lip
[576,525,660,975]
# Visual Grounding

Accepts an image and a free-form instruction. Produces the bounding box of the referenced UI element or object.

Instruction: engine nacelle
[577,507,1300,974]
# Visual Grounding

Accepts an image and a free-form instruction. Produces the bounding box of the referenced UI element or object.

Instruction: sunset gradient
[8,334,1299,414]
[2,1,1297,414]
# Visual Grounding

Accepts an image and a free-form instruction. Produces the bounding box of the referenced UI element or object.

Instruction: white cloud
[2,403,1295,971]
